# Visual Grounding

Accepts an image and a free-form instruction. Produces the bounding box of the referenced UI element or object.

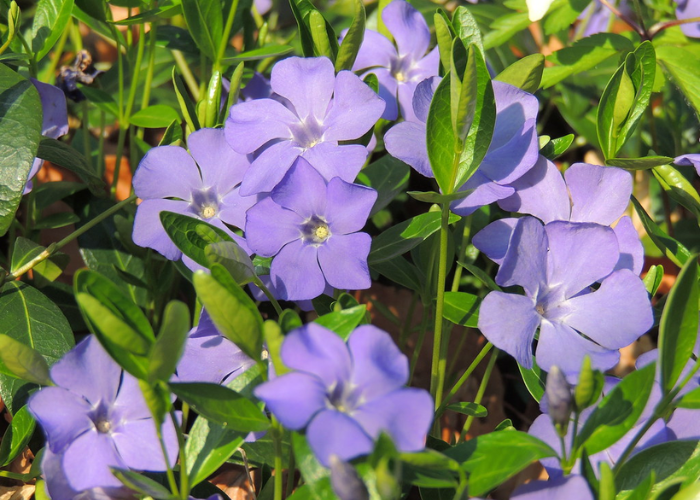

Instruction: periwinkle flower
[476,216,653,378]
[479,160,643,275]
[245,158,377,301]
[28,336,179,492]
[511,475,594,500]
[675,153,700,174]
[545,366,573,434]
[350,0,439,121]
[253,324,433,466]
[132,128,255,266]
[384,77,539,215]
[225,56,385,196]
[674,0,700,38]
[330,455,370,500]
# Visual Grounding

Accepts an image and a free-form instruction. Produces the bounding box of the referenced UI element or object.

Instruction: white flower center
[302,216,331,244]
[201,204,217,219]
[95,417,112,434]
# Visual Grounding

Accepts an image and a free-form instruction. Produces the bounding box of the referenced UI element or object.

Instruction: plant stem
[409,308,431,384]
[157,423,181,497]
[40,21,70,84]
[435,342,493,419]
[272,417,284,500]
[2,195,137,284]
[171,408,190,500]
[461,348,498,440]
[217,0,241,64]
[172,50,201,99]
[253,277,283,316]
[649,16,700,38]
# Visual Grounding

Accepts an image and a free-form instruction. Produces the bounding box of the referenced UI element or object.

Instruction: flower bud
[575,355,604,411]
[330,455,369,500]
[546,366,573,437]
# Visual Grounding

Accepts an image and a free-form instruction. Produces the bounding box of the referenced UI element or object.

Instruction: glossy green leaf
[575,362,656,455]
[674,386,700,409]
[112,468,175,499]
[160,211,234,268]
[642,264,663,296]
[0,405,35,467]
[617,42,656,152]
[657,45,700,119]
[446,402,487,417]
[221,44,294,63]
[129,104,180,128]
[314,304,367,340]
[368,211,461,264]
[658,255,699,394]
[171,382,269,432]
[631,196,692,268]
[407,190,471,204]
[426,76,455,193]
[442,291,479,328]
[36,138,104,194]
[445,431,557,496]
[30,0,74,61]
[158,119,183,146]
[11,237,67,287]
[0,334,53,385]
[335,0,365,69]
[597,55,635,160]
[205,240,256,285]
[616,440,700,492]
[607,156,673,170]
[148,300,190,383]
[310,10,334,59]
[181,0,222,60]
[599,462,616,500]
[172,67,201,131]
[289,0,338,59]
[0,64,42,237]
[451,41,477,145]
[264,319,290,378]
[540,134,574,160]
[74,0,109,21]
[451,6,482,52]
[518,359,546,402]
[193,265,263,361]
[653,164,700,220]
[0,281,73,413]
[356,155,410,217]
[370,256,424,294]
[495,54,544,94]
[434,10,454,73]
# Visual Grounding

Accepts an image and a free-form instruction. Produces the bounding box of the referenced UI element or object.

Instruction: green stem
[2,195,137,284]
[435,342,493,419]
[17,32,37,77]
[399,292,418,348]
[82,100,91,169]
[216,0,241,64]
[157,423,181,497]
[110,126,128,198]
[171,408,190,499]
[272,417,284,500]
[430,204,452,412]
[97,110,106,178]
[409,306,431,384]
[172,50,201,100]
[253,276,283,316]
[461,348,498,439]
[285,444,296,498]
[137,17,159,141]
[40,21,70,84]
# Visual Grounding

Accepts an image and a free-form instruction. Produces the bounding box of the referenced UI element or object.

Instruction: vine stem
[2,195,137,284]
[460,348,498,440]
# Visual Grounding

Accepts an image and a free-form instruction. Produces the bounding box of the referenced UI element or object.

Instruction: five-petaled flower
[254,324,433,466]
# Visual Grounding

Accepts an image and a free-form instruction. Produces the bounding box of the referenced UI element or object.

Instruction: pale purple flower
[384,78,540,215]
[476,217,653,378]
[511,475,594,500]
[132,127,255,268]
[225,56,385,196]
[350,0,439,121]
[25,79,69,194]
[245,158,377,301]
[479,160,644,275]
[28,336,179,492]
[675,153,700,174]
[675,0,700,38]
[577,0,631,36]
[253,324,433,466]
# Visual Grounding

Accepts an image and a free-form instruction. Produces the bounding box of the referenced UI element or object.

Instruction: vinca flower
[674,0,700,38]
[245,158,377,301]
[132,128,255,265]
[478,160,643,275]
[476,217,653,378]
[350,0,439,121]
[384,77,539,215]
[28,336,179,492]
[511,475,594,500]
[254,324,433,466]
[675,153,700,174]
[225,56,385,195]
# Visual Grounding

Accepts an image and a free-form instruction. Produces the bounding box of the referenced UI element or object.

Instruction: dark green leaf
[36,138,105,195]
[314,305,367,340]
[407,190,472,204]
[74,0,109,20]
[446,402,487,417]
[597,55,635,160]
[451,6,483,52]
[0,334,53,386]
[335,0,365,71]
[540,134,575,160]
[607,156,673,170]
[129,104,180,128]
[172,67,201,131]
[653,164,700,219]
[293,432,329,484]
[657,45,700,119]
[658,255,699,393]
[0,405,35,467]
[181,0,223,60]
[631,196,692,268]
[160,211,234,268]
[113,1,183,25]
[518,359,546,402]
[442,291,479,328]
[426,76,455,193]
[205,240,256,285]
[616,440,700,492]
[0,65,42,236]
[30,0,74,61]
[112,468,175,499]
[356,155,410,217]
[495,54,544,94]
[158,119,183,146]
[617,42,656,151]
[370,256,424,293]
[148,301,190,383]
[186,414,246,486]
[675,386,700,409]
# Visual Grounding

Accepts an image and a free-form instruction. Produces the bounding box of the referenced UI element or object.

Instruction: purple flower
[384,78,540,215]
[350,0,439,121]
[479,160,644,275]
[176,309,255,386]
[674,0,700,38]
[225,56,385,196]
[253,324,433,466]
[25,79,69,194]
[511,475,594,500]
[132,127,255,267]
[245,158,377,301]
[675,153,700,174]
[476,217,653,378]
[576,0,631,36]
[28,336,179,492]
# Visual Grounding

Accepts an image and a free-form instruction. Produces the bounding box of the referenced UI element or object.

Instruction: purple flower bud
[545,366,572,435]
[330,455,369,500]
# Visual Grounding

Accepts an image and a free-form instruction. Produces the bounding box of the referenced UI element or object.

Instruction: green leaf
[575,362,656,455]
[335,0,366,70]
[631,196,692,268]
[434,10,455,73]
[356,155,410,217]
[193,265,263,361]
[607,156,674,170]
[407,190,472,204]
[426,76,455,193]
[186,414,246,486]
[518,359,546,402]
[36,138,105,195]
[170,382,269,432]
[0,334,53,386]
[541,33,635,89]
[597,55,636,160]
[221,44,294,63]
[617,42,656,152]
[11,237,67,286]
[289,0,338,59]
[0,281,74,413]
[540,134,574,160]
[0,64,42,236]
[74,269,154,379]
[653,164,700,219]
[113,1,182,25]
[616,440,700,492]
[445,431,557,496]
[112,468,175,499]
[205,240,256,285]
[0,405,35,467]
[264,319,290,378]
[30,0,74,61]
[293,432,329,484]
[482,11,531,50]
[74,0,109,21]
[446,402,487,417]
[370,256,424,294]
[172,67,201,131]
[451,41,477,145]
[309,10,334,59]
[148,301,190,383]
[181,0,222,60]
[599,462,616,500]
[158,119,183,146]
[656,45,700,119]
[674,386,700,409]
[495,54,544,94]
[160,211,234,268]
[442,291,479,328]
[658,255,699,394]
[451,6,483,52]
[642,264,663,296]
[543,0,590,34]
[368,212,461,264]
[129,104,180,128]
[314,304,367,340]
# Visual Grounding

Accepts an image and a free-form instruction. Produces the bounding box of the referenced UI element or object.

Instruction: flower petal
[472,218,518,266]
[239,140,302,196]
[490,82,539,149]
[28,388,93,454]
[563,269,653,349]
[325,178,377,234]
[225,99,297,154]
[512,475,594,500]
[675,154,700,175]
[188,128,250,192]
[450,171,515,217]
[384,121,431,178]
[271,57,335,123]
[306,410,374,466]
[112,372,152,421]
[480,119,539,185]
[382,0,430,62]
[245,197,303,257]
[323,71,386,141]
[219,187,261,229]
[113,418,178,471]
[566,163,632,225]
[271,239,326,300]
[132,198,191,260]
[612,216,644,275]
[348,325,408,400]
[31,79,69,139]
[62,431,125,491]
[254,372,328,430]
[496,217,548,296]
[271,159,328,218]
[318,233,372,291]
[133,146,202,201]
[301,143,368,183]
[412,76,441,123]
[545,221,619,298]
[478,291,540,368]
[352,30,396,71]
